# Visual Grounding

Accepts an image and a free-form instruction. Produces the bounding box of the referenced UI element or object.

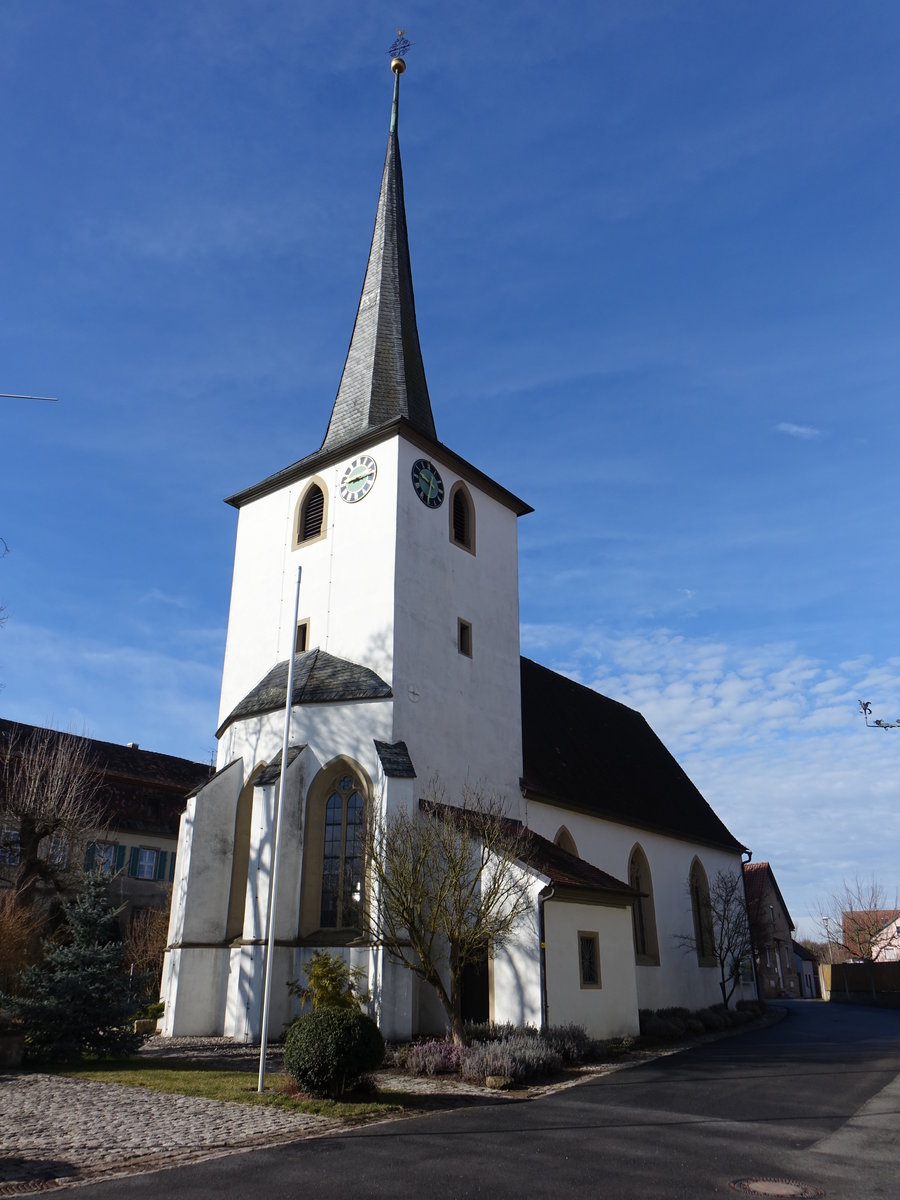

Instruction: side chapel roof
[520,658,746,854]
[421,799,635,900]
[217,648,392,737]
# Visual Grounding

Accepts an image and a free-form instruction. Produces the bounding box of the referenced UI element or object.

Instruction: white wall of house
[544,898,640,1038]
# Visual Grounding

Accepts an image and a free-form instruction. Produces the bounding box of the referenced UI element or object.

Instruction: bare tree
[816,876,900,962]
[676,868,753,1008]
[1,725,104,906]
[364,785,533,1044]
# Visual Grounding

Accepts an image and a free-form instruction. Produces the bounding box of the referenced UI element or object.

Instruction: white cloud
[775,422,823,440]
[521,621,900,931]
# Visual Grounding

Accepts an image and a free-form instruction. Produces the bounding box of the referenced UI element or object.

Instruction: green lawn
[60,1058,407,1121]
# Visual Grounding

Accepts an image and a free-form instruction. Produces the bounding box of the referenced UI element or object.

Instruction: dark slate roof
[0,718,212,837]
[254,745,307,787]
[320,68,435,455]
[218,649,392,737]
[421,799,634,899]
[520,658,747,854]
[374,739,416,778]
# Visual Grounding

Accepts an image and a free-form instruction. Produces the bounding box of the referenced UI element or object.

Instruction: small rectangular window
[578,931,601,988]
[136,848,158,880]
[295,620,310,654]
[458,619,472,658]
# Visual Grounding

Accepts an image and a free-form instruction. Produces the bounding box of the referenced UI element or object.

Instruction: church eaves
[320,59,436,453]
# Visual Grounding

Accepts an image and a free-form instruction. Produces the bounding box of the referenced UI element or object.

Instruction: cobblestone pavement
[0,1037,510,1194]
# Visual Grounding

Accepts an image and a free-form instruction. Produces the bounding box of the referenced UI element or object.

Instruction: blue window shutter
[128,846,140,877]
[84,843,96,871]
[168,851,176,882]
[155,851,167,881]
[114,845,126,872]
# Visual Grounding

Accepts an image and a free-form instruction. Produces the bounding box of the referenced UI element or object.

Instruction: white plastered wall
[526,800,748,1012]
[543,898,639,1038]
[217,439,402,761]
[391,438,525,815]
[160,759,244,1036]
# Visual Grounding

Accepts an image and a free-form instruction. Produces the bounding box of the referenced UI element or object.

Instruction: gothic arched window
[628,844,659,964]
[319,774,365,930]
[689,858,716,966]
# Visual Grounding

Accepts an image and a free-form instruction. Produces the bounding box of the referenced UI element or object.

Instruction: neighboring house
[0,718,212,928]
[161,61,753,1045]
[743,861,800,998]
[792,940,820,998]
[842,909,900,961]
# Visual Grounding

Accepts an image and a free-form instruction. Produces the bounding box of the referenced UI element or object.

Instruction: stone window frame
[553,825,578,857]
[300,757,373,944]
[578,930,602,989]
[292,477,329,549]
[628,843,660,966]
[689,857,716,967]
[458,618,473,658]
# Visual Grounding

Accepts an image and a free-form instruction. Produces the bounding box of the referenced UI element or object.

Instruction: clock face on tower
[339,455,377,503]
[411,458,444,508]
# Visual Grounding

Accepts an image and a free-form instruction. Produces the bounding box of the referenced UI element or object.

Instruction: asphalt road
[79,1001,900,1200]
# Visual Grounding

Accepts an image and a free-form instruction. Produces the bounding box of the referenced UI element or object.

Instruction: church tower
[162,53,532,1042]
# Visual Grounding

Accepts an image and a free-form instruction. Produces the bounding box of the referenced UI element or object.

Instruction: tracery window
[689,858,716,965]
[319,774,365,929]
[628,845,659,964]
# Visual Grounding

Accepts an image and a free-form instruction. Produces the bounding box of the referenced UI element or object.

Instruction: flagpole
[258,564,302,1092]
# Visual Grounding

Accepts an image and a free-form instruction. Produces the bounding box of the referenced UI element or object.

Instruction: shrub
[287,950,368,1012]
[697,1007,728,1032]
[1,873,143,1062]
[406,1039,463,1076]
[0,892,43,997]
[539,1023,595,1064]
[737,999,766,1017]
[461,1034,562,1083]
[283,1008,384,1098]
[641,1014,684,1041]
[464,1020,532,1044]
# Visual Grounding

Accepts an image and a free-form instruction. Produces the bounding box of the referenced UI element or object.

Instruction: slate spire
[321,57,436,452]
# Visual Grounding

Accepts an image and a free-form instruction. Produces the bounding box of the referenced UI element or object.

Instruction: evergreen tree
[3,872,143,1061]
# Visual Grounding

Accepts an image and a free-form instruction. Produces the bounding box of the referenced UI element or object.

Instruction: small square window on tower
[458,619,472,658]
[295,620,310,654]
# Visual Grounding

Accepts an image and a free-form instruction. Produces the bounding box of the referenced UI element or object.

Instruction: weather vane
[387,30,412,60]
[859,700,900,730]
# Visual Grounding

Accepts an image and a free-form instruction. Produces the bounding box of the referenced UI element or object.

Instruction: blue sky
[2,1,899,935]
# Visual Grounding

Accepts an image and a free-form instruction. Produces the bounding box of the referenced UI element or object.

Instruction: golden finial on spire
[389,29,411,74]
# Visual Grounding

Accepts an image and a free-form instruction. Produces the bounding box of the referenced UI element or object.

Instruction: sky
[2,1,899,937]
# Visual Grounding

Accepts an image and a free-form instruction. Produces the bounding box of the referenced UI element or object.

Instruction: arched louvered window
[293,479,328,549]
[319,773,365,930]
[299,485,325,542]
[448,482,475,553]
